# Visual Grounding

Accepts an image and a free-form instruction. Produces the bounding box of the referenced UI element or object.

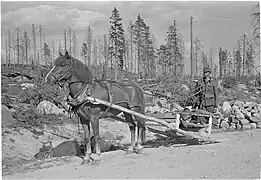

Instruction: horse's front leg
[89,107,101,165]
[78,108,92,165]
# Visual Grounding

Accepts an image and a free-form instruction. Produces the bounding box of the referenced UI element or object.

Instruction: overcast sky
[1,1,260,73]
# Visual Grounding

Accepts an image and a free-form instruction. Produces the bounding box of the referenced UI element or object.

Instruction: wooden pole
[83,96,217,141]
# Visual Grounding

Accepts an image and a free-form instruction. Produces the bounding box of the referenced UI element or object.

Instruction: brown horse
[45,51,146,165]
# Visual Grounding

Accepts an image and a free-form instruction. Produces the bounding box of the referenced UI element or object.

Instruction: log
[85,96,217,141]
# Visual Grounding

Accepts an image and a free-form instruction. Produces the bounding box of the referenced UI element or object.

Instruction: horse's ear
[59,51,63,56]
[65,51,70,59]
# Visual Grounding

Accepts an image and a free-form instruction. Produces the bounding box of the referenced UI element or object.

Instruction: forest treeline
[2,3,260,80]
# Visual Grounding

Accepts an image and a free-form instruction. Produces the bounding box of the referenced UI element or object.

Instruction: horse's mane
[71,57,93,82]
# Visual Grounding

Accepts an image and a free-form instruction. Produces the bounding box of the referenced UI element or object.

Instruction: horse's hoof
[81,159,91,165]
[91,159,100,166]
[134,147,144,154]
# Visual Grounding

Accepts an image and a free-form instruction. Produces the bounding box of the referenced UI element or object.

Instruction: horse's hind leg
[124,112,136,154]
[90,110,101,165]
[131,107,146,154]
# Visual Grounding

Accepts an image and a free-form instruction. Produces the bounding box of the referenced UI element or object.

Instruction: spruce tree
[109,7,125,80]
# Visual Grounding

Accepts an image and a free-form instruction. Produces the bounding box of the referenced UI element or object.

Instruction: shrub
[222,76,237,88]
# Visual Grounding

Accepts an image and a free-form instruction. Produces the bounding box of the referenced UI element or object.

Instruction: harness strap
[100,81,113,119]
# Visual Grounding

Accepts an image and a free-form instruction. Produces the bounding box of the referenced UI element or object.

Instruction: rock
[250,123,257,129]
[235,111,245,120]
[36,100,64,115]
[236,123,242,130]
[249,113,261,122]
[222,101,232,112]
[20,83,36,90]
[223,117,229,122]
[220,121,230,131]
[257,104,261,112]
[257,122,261,129]
[230,123,236,131]
[242,124,251,130]
[230,115,239,124]
[244,102,253,108]
[1,105,17,127]
[233,100,244,108]
[239,119,250,125]
[240,108,251,118]
[250,109,258,114]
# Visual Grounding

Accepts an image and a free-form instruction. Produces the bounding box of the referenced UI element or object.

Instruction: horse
[45,51,146,165]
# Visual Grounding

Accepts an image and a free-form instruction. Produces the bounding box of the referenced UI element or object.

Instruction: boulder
[235,110,245,120]
[236,123,242,130]
[257,104,261,112]
[230,123,236,131]
[1,105,17,127]
[239,119,250,125]
[220,121,230,131]
[250,123,257,129]
[240,108,251,119]
[222,101,232,112]
[230,115,239,124]
[242,124,251,130]
[36,100,64,115]
[250,108,258,114]
[257,122,261,129]
[249,114,261,123]
[233,100,244,108]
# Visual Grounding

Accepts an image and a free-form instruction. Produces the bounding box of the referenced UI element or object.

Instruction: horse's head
[45,51,73,84]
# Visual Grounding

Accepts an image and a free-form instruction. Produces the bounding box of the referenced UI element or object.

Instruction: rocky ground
[2,65,261,179]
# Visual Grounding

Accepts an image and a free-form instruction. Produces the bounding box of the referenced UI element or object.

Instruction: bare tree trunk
[32,24,37,65]
[59,40,61,53]
[64,30,67,53]
[8,29,11,67]
[102,34,108,80]
[52,40,54,66]
[69,27,72,55]
[5,33,8,67]
[39,25,43,65]
[130,20,133,73]
[24,31,28,66]
[16,28,20,65]
[73,30,76,57]
[242,33,246,77]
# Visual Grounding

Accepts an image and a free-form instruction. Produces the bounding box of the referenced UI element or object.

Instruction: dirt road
[4,129,261,179]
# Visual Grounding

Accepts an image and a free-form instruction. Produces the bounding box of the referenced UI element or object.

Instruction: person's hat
[203,67,212,73]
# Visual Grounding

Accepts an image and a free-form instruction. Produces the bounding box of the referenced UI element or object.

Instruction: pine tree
[109,7,125,80]
[43,42,51,66]
[165,19,183,76]
[143,26,156,78]
[87,25,92,67]
[236,49,242,79]
[23,30,31,65]
[246,43,255,76]
[133,14,147,78]
[81,42,88,65]
[193,37,204,75]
